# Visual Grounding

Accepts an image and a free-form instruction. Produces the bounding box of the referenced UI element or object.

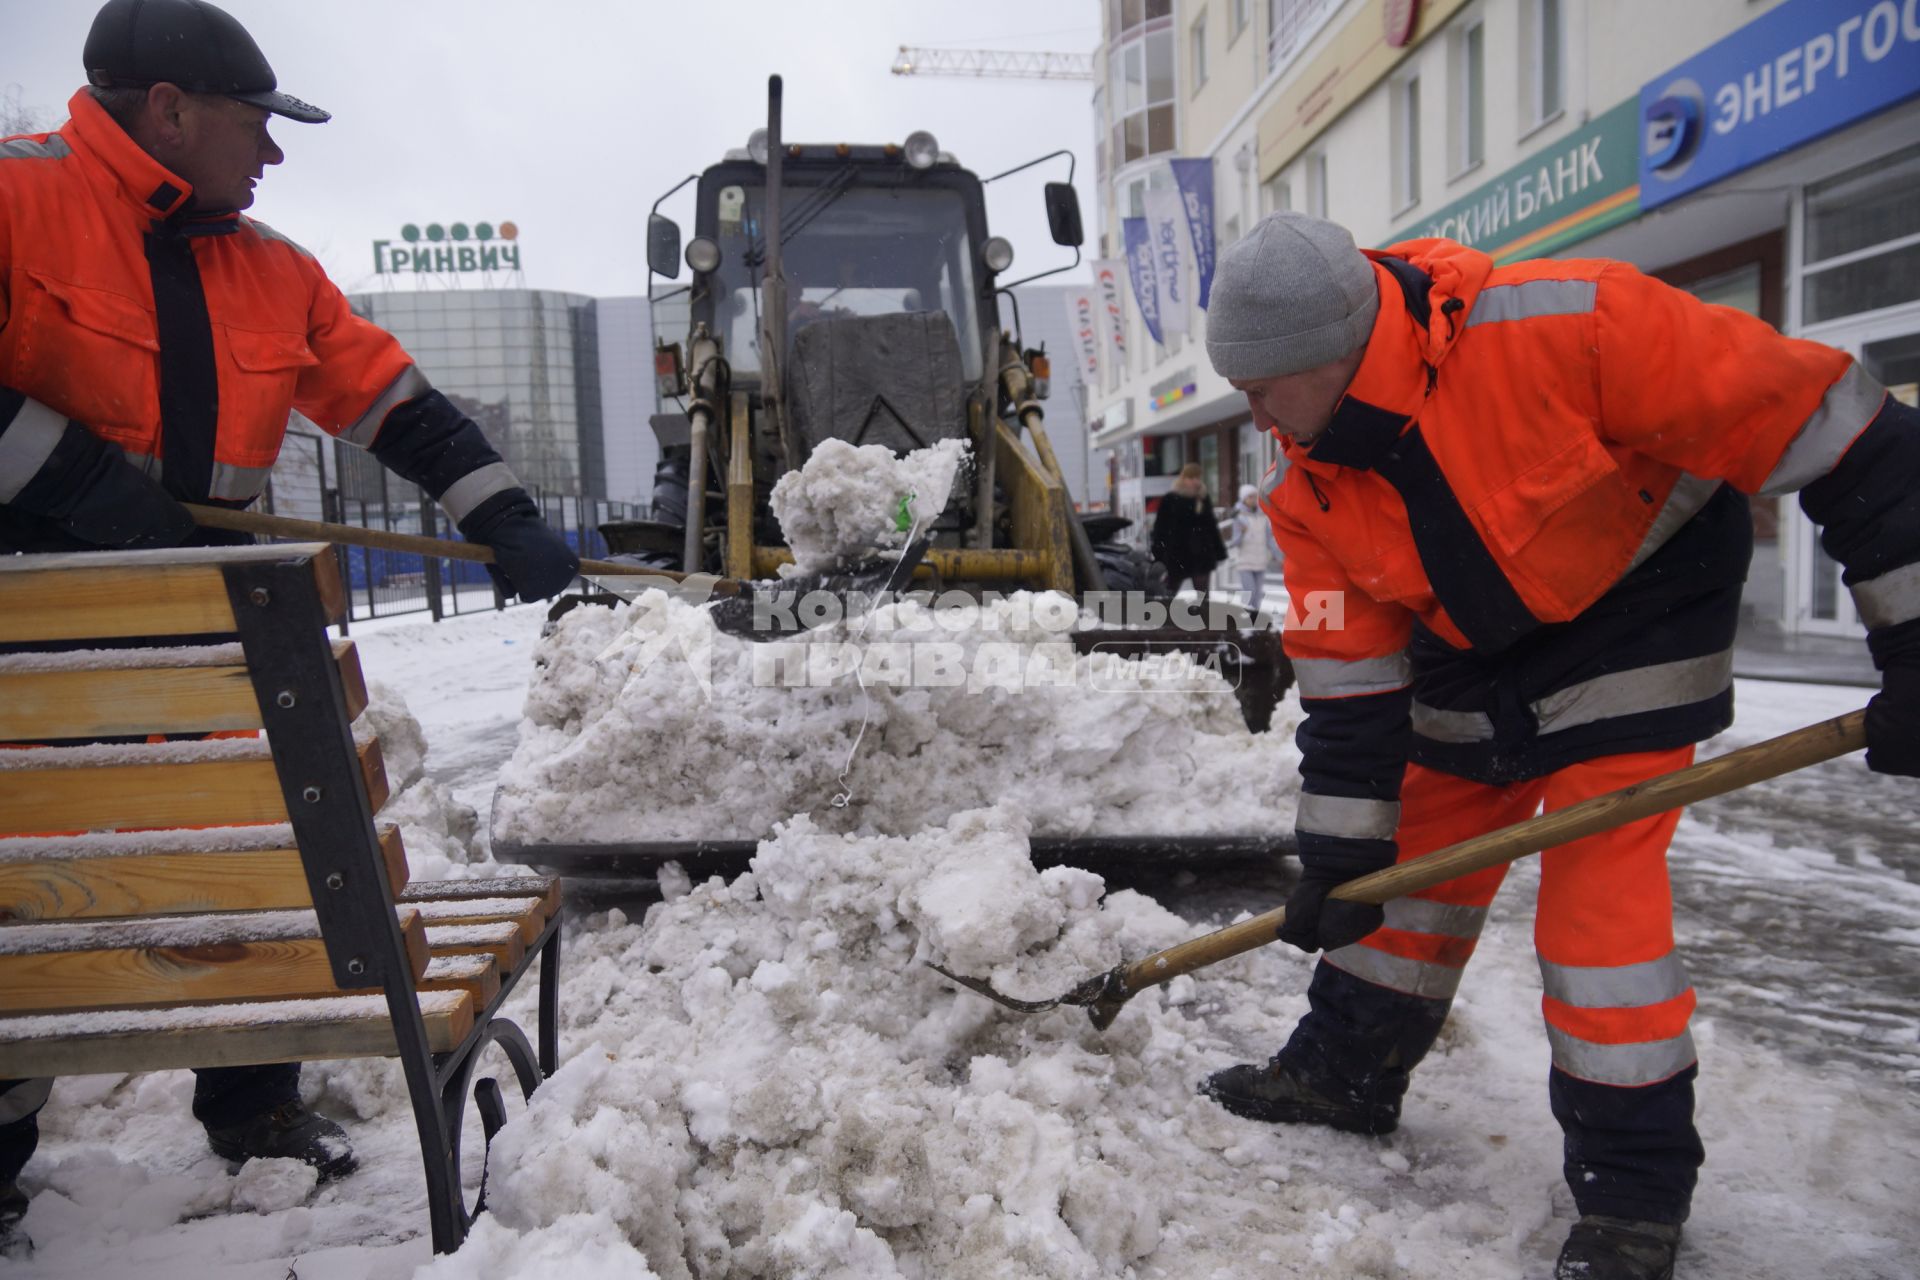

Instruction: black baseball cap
[84,0,330,124]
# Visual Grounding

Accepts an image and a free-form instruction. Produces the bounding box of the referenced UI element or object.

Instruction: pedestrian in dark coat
[1150,463,1228,597]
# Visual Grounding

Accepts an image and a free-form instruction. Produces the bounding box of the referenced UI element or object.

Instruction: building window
[1392,74,1421,213]
[1306,152,1328,218]
[1230,0,1249,43]
[1109,18,1177,167]
[1239,420,1277,492]
[1109,0,1173,36]
[1525,0,1564,127]
[1268,0,1341,74]
[1261,175,1291,216]
[1191,10,1209,91]
[1143,433,1185,478]
[1802,144,1920,327]
[1452,18,1484,177]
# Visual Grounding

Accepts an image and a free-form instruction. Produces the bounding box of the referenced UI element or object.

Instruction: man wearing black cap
[0,1,580,1250]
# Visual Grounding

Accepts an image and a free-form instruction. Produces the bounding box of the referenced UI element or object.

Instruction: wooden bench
[0,543,561,1253]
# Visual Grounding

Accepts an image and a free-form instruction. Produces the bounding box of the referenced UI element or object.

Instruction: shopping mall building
[1088,0,1919,641]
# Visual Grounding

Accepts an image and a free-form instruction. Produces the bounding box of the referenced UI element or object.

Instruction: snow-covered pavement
[9,603,1917,1279]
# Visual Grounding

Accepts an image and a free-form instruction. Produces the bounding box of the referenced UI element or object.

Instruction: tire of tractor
[651,455,690,527]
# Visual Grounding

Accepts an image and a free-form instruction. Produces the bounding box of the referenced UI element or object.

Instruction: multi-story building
[347,289,608,501]
[1089,0,1920,641]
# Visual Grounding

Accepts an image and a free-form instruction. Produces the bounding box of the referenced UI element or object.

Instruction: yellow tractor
[615,75,1140,599]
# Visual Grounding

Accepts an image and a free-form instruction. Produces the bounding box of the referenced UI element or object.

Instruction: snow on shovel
[931,710,1868,1030]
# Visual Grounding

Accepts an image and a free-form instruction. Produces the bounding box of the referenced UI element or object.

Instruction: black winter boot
[1554,1215,1682,1280]
[1198,1058,1400,1135]
[0,1178,29,1259]
[204,1100,357,1181]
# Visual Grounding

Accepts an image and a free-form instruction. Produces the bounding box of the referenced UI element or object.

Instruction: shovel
[931,709,1869,1030]
[185,504,930,639]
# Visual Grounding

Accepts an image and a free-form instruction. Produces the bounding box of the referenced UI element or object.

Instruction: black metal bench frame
[221,551,560,1253]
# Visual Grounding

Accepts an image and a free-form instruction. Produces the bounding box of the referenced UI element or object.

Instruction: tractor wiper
[743,164,858,267]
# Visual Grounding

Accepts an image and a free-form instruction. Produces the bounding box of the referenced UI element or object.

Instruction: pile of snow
[492,591,1298,847]
[438,803,1920,1278]
[770,437,970,575]
[364,678,517,881]
[460,806,1473,1277]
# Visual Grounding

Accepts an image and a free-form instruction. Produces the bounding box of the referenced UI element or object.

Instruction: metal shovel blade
[927,961,1138,1030]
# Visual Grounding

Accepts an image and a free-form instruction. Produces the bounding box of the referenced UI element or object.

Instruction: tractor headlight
[747,128,770,165]
[903,130,940,170]
[685,237,722,274]
[981,237,1015,273]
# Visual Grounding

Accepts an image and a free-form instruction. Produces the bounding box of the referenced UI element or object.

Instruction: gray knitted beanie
[1205,213,1379,380]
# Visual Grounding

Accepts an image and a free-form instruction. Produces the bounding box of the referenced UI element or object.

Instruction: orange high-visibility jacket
[0,90,421,506]
[1267,237,1903,875]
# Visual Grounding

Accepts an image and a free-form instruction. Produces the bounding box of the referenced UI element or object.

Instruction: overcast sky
[3,0,1102,298]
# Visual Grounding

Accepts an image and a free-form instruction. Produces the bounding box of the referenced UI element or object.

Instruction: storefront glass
[1803,145,1920,326]
[1793,146,1920,632]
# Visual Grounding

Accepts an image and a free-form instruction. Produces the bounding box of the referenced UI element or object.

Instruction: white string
[830,503,929,810]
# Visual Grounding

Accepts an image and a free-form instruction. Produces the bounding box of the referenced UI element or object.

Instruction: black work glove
[1865,658,1920,777]
[11,420,195,548]
[458,491,579,602]
[1277,868,1386,954]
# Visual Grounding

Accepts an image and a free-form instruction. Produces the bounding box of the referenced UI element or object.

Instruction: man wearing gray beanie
[1197,212,1920,1280]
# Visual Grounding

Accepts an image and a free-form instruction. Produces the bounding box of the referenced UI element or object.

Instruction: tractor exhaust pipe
[759,75,792,470]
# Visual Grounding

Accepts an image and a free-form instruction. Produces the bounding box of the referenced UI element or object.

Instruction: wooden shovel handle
[1121,710,1869,994]
[185,503,740,592]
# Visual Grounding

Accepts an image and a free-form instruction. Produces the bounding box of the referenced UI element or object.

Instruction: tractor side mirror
[1044,183,1084,248]
[648,214,682,280]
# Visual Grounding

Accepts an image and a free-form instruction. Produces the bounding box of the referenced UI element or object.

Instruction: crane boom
[890,46,1095,81]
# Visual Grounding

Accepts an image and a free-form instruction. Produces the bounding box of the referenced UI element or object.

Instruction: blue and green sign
[1640,0,1920,210]
[1385,98,1643,264]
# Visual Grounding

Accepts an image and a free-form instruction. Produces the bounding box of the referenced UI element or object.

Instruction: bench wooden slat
[400,874,562,918]
[411,896,548,945]
[0,825,408,921]
[0,543,345,644]
[0,989,474,1077]
[427,921,526,972]
[0,909,430,1013]
[0,737,388,833]
[0,639,369,741]
[418,952,503,1007]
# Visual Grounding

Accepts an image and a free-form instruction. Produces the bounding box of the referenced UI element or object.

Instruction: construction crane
[890,46,1095,80]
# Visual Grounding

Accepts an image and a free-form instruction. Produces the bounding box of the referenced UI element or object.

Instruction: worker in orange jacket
[0,0,580,1246]
[1197,213,1918,1280]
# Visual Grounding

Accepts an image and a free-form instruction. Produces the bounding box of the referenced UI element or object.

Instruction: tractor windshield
[709,179,985,381]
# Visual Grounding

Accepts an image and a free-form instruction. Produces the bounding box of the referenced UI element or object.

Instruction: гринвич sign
[374,220,522,275]
[1640,0,1920,211]
[1386,99,1641,263]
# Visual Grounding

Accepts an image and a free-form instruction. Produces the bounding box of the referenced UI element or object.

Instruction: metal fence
[262,432,647,630]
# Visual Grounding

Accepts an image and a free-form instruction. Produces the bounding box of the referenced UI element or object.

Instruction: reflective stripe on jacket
[0,90,417,509]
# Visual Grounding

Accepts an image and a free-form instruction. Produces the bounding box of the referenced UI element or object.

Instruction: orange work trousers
[1323,746,1698,1087]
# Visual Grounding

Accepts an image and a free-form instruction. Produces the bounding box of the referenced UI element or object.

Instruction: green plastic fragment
[894,492,916,532]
